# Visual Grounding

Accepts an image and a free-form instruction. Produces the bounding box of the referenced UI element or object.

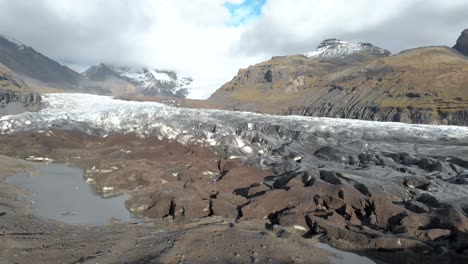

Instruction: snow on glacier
[1,93,467,158]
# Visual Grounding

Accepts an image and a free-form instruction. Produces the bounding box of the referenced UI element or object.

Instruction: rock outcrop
[0,90,41,108]
[454,29,468,56]
[0,64,41,116]
[0,90,41,117]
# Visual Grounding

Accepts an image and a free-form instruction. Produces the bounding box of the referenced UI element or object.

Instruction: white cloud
[0,0,467,99]
[0,0,265,99]
[238,0,468,56]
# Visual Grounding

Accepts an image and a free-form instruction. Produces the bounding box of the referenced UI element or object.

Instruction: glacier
[1,93,467,132]
[1,93,468,211]
[1,93,467,154]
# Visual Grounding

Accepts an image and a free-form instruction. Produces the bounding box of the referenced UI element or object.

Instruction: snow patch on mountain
[305,39,390,58]
[148,70,173,83]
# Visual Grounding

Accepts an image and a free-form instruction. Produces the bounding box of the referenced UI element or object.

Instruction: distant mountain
[210,38,468,126]
[83,63,126,82]
[0,36,191,97]
[305,39,391,58]
[453,29,468,56]
[109,66,192,98]
[80,63,137,96]
[82,64,192,98]
[0,35,82,89]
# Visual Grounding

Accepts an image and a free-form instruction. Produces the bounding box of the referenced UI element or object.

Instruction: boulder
[415,229,452,241]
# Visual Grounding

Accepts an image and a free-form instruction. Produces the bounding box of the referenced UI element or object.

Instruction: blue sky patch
[224,0,266,26]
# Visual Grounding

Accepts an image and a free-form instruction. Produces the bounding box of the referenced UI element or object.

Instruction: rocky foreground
[1,93,468,263]
[0,145,334,264]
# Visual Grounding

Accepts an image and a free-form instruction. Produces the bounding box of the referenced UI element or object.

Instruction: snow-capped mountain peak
[80,63,193,98]
[109,66,192,98]
[305,39,391,58]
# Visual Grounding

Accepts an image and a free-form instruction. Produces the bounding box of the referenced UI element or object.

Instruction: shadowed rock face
[0,65,41,116]
[0,89,41,107]
[454,29,468,56]
[0,90,41,113]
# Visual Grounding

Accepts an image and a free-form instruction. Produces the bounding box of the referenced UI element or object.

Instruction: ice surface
[1,93,467,157]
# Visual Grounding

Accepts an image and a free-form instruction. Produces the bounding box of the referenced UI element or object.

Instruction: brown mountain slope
[210,47,468,125]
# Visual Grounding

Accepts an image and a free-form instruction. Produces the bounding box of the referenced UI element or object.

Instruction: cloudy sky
[0,0,467,98]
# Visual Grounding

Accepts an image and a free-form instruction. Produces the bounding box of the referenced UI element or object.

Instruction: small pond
[7,163,135,225]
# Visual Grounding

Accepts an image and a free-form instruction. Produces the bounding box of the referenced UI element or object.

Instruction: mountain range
[0,35,192,97]
[209,30,468,125]
[1,30,467,125]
